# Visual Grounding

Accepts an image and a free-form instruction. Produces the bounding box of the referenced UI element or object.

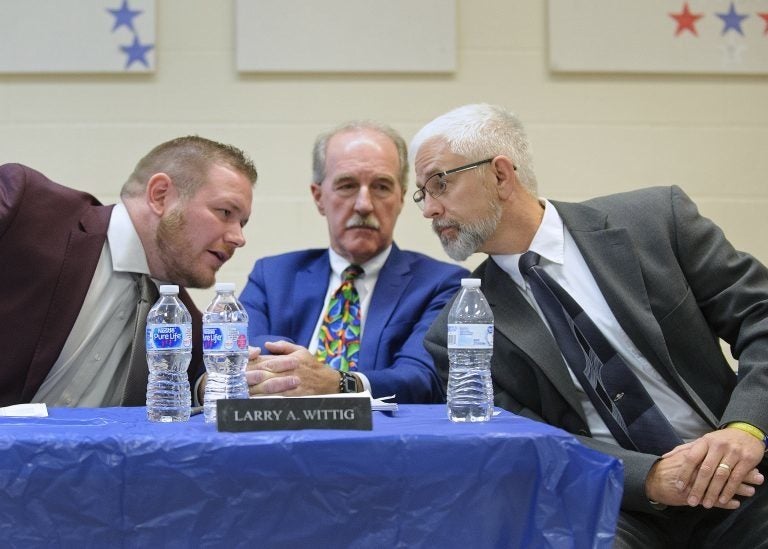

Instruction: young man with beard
[410,103,768,547]
[0,136,257,407]
[236,121,467,403]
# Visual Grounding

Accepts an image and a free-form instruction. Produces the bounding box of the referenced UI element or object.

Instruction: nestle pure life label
[447,323,493,349]
[202,323,249,352]
[146,324,192,351]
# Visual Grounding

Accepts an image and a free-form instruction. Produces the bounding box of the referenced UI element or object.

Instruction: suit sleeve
[365,264,468,403]
[239,259,297,351]
[424,295,455,402]
[581,185,768,512]
[670,185,768,433]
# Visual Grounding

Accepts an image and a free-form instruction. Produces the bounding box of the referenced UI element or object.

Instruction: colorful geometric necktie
[519,251,683,455]
[315,264,364,371]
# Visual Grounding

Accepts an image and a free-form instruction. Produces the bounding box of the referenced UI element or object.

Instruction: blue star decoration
[716,2,749,35]
[107,0,143,33]
[121,35,154,69]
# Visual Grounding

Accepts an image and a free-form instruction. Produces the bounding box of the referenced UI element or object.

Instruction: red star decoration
[759,13,768,35]
[669,2,704,36]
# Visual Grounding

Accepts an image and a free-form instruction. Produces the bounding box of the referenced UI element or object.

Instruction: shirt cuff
[354,372,371,394]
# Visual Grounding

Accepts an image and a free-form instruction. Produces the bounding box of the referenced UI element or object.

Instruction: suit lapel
[24,205,113,400]
[292,252,331,347]
[361,245,409,371]
[483,259,586,421]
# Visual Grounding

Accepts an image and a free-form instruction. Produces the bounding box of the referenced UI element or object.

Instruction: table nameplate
[216,397,372,432]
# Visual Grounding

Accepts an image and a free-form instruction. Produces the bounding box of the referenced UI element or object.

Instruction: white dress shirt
[492,200,710,444]
[307,246,392,393]
[32,203,152,407]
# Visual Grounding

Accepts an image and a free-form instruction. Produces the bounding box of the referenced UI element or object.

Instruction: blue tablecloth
[0,405,622,548]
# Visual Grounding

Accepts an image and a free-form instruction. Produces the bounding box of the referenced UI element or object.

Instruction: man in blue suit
[240,121,467,403]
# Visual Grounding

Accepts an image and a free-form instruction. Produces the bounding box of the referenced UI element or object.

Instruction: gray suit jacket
[425,185,768,512]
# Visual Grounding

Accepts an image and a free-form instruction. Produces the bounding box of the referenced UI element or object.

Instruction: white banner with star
[549,0,768,74]
[0,0,155,73]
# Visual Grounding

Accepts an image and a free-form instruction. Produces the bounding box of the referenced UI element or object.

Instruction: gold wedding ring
[717,463,731,472]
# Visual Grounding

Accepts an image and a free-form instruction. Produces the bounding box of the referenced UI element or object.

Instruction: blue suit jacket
[240,244,468,403]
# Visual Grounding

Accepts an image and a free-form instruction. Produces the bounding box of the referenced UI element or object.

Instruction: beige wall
[2,0,767,316]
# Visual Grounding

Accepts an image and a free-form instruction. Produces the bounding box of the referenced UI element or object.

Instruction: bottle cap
[215,282,236,293]
[159,284,179,295]
[460,278,481,288]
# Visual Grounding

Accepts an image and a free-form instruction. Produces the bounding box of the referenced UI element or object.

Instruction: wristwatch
[338,371,359,393]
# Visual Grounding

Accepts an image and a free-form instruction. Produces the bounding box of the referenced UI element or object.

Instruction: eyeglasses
[412,158,495,209]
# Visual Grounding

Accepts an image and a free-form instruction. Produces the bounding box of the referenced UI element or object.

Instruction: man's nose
[354,186,374,213]
[421,192,442,218]
[226,224,246,248]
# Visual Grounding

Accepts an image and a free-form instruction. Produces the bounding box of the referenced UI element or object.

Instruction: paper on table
[0,403,48,417]
[250,390,398,412]
[300,390,398,412]
[370,394,398,412]
[341,391,398,412]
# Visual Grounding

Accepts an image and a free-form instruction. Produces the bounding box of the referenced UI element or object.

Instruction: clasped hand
[645,427,765,509]
[245,341,339,396]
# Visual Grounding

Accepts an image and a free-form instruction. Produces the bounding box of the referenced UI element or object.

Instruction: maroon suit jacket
[0,163,202,406]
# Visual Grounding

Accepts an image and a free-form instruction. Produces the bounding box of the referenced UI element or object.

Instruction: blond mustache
[346,214,380,230]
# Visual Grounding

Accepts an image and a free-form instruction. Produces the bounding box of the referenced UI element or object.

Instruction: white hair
[409,103,538,195]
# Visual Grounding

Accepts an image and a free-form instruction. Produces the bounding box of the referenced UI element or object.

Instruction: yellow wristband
[727,422,767,446]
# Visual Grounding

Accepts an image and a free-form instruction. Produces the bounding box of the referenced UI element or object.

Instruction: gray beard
[433,202,501,261]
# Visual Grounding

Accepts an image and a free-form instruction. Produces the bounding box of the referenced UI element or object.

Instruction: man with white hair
[412,103,768,547]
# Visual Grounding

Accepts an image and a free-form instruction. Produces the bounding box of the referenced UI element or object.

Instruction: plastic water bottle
[447,278,494,422]
[146,284,192,422]
[202,282,250,423]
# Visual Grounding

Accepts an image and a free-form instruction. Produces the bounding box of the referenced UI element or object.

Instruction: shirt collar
[491,199,565,287]
[107,202,150,275]
[327,244,392,279]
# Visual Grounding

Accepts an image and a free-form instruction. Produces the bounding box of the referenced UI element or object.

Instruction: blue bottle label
[447,323,493,349]
[203,323,249,352]
[146,324,192,351]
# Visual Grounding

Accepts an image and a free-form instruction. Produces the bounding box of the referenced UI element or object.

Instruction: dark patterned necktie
[519,251,683,455]
[121,274,158,405]
[315,265,364,371]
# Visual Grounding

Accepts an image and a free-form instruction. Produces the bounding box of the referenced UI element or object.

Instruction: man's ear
[310,183,326,216]
[146,173,175,215]
[491,156,518,200]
